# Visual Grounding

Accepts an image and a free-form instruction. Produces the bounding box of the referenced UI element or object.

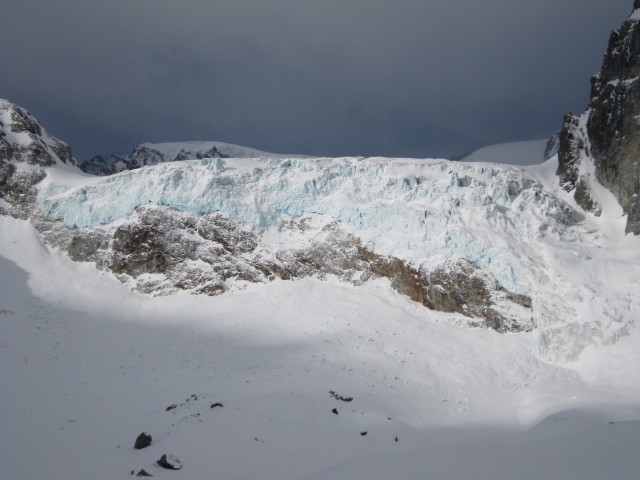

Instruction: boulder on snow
[134,432,152,449]
[157,454,182,470]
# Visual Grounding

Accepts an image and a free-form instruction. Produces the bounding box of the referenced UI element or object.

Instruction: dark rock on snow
[134,432,152,450]
[136,469,153,477]
[157,454,182,470]
[329,390,354,402]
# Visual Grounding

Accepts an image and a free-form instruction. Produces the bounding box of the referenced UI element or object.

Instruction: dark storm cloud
[0,0,634,161]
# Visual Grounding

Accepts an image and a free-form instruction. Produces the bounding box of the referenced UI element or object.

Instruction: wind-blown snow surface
[1,215,639,480]
[37,155,640,365]
[462,139,548,166]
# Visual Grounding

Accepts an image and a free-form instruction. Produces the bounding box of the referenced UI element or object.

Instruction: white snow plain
[1,211,639,479]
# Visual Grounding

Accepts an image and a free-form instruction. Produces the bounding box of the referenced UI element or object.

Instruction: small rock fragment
[137,469,153,477]
[360,431,367,436]
[134,432,152,449]
[329,390,353,402]
[166,404,177,412]
[211,402,224,409]
[157,454,182,470]
[332,408,339,415]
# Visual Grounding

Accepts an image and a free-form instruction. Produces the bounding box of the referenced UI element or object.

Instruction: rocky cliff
[0,99,78,219]
[0,99,76,168]
[558,2,640,233]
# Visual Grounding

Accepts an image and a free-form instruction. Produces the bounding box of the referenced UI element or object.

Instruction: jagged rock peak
[0,99,77,167]
[557,2,640,233]
[81,144,230,176]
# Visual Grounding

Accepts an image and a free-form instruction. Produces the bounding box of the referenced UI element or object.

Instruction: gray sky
[0,0,634,161]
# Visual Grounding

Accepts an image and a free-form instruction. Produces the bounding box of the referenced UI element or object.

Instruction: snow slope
[1,215,639,480]
[462,139,548,166]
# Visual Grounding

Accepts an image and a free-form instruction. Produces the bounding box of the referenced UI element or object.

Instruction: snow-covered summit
[80,140,308,175]
[0,99,77,168]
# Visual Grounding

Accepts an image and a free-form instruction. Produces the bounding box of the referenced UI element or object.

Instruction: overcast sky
[0,0,634,161]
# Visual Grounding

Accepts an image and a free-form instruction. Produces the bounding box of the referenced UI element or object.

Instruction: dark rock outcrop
[1,99,79,220]
[557,113,601,215]
[0,164,46,219]
[557,3,640,233]
[0,99,76,167]
[134,432,152,450]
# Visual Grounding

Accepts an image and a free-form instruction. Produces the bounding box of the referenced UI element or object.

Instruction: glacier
[34,153,640,364]
[38,156,580,293]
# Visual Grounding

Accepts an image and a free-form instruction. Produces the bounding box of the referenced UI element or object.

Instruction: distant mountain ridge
[81,141,308,175]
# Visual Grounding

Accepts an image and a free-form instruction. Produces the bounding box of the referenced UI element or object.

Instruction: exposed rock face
[543,130,560,161]
[587,3,640,233]
[35,204,532,332]
[0,99,80,219]
[0,99,76,167]
[0,99,80,220]
[557,113,602,216]
[0,161,46,219]
[81,144,230,176]
[557,3,640,233]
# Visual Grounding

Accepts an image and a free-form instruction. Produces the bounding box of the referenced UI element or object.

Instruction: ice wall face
[558,3,640,234]
[39,156,582,293]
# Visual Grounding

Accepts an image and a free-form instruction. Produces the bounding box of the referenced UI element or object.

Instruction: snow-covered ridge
[0,98,77,169]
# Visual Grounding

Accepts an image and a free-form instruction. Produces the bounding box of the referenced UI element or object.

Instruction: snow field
[1,216,639,479]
